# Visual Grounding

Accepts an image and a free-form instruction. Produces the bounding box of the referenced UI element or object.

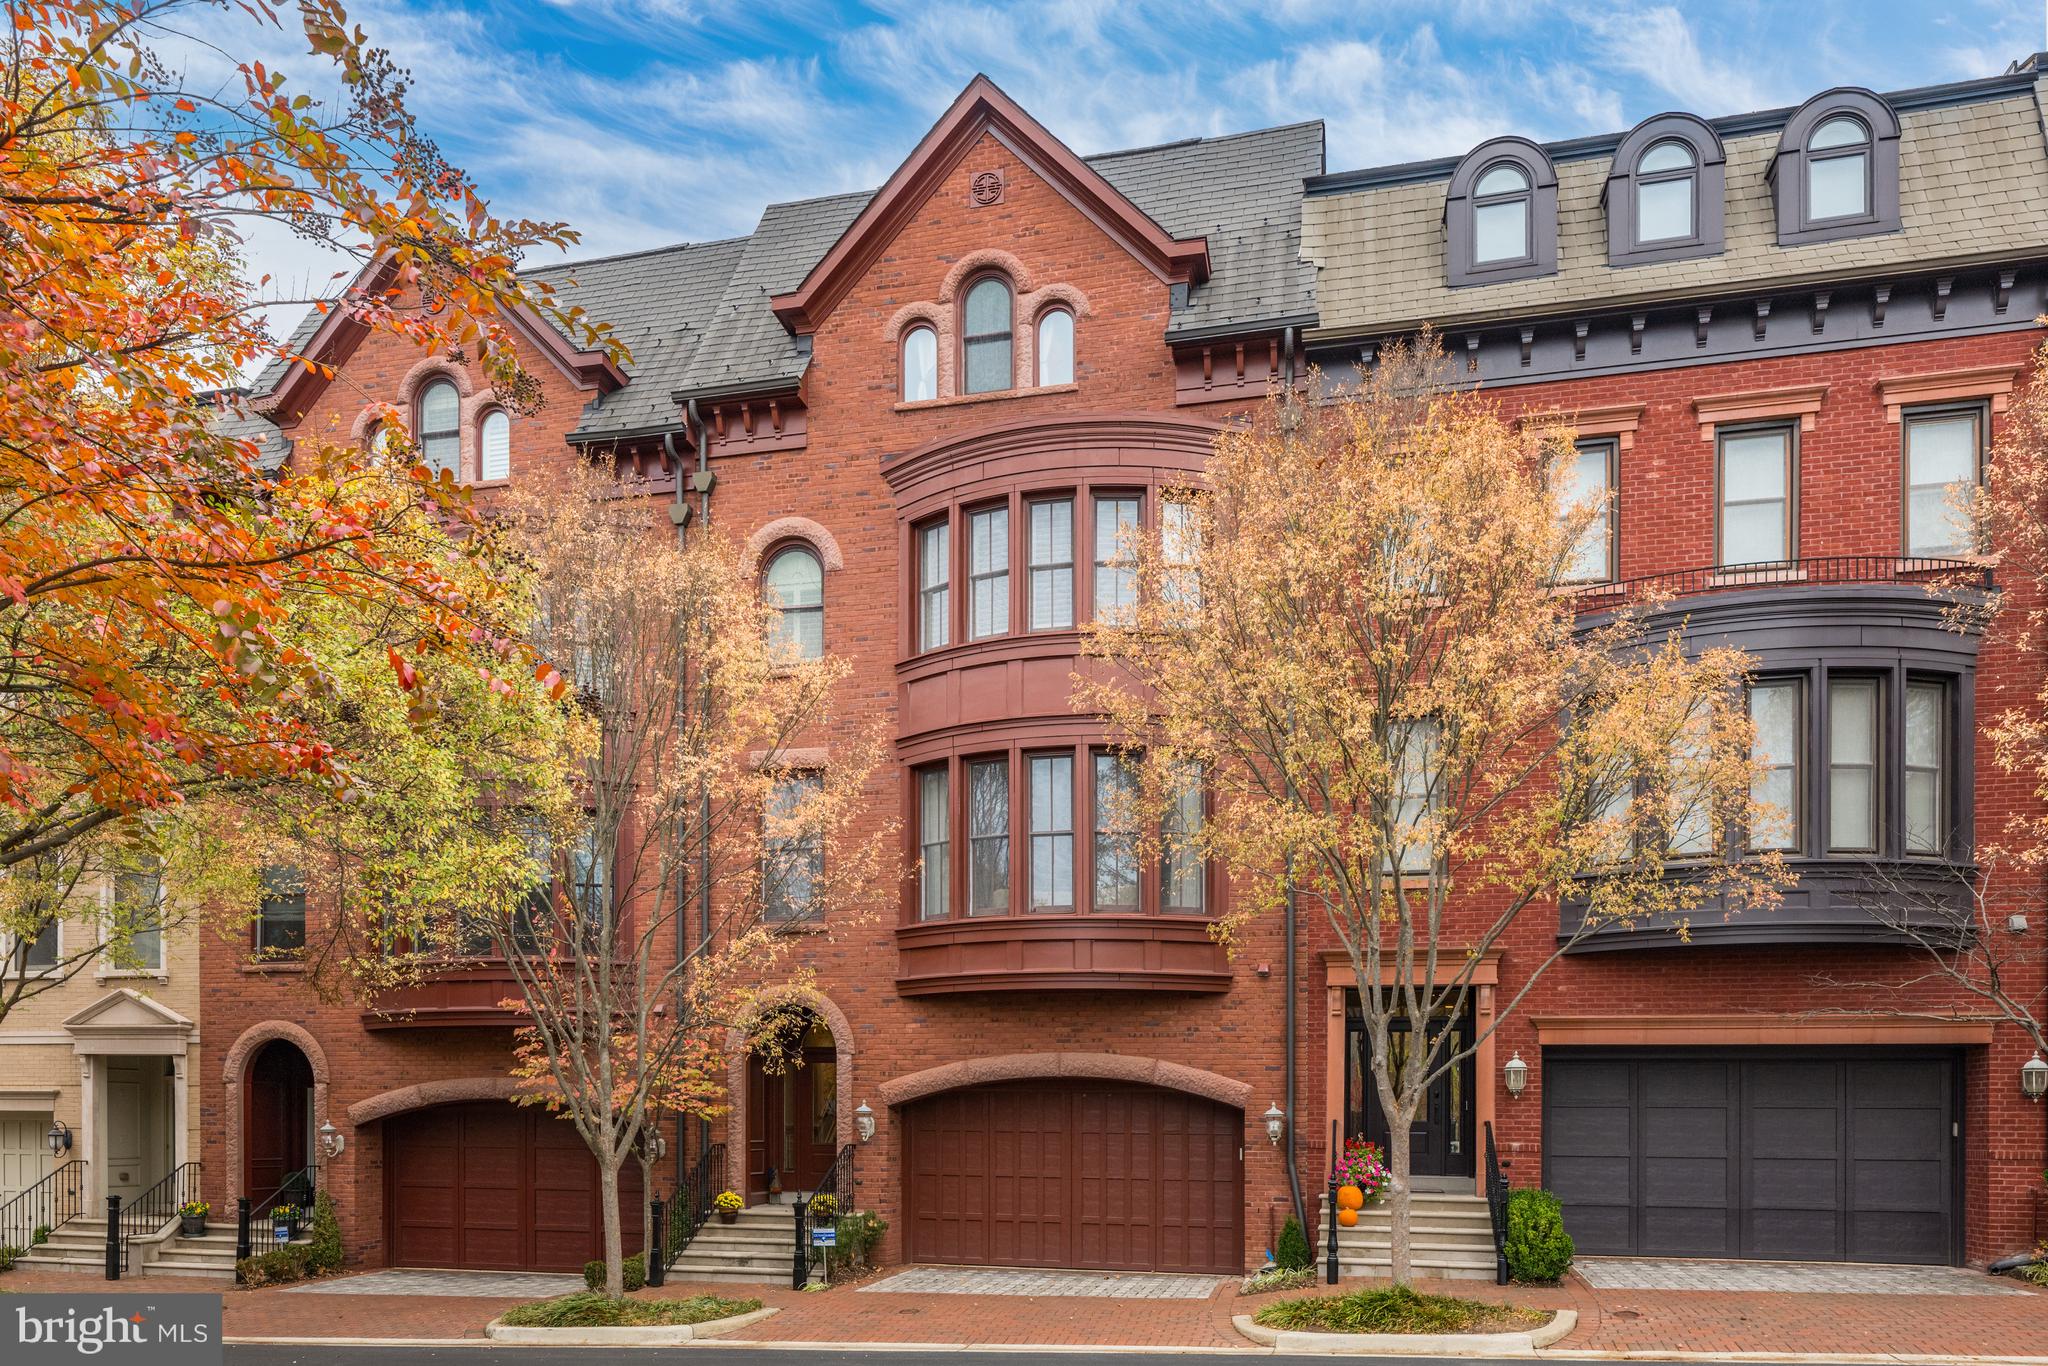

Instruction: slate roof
[1301,77,2048,338]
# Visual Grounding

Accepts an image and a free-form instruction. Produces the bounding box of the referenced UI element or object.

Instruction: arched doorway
[744,1007,837,1200]
[243,1039,313,1210]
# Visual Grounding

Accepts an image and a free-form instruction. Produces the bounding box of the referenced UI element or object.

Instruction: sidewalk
[5,1260,2046,1359]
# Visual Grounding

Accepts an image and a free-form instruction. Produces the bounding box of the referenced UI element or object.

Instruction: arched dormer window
[415,378,461,478]
[764,544,824,659]
[961,275,1014,395]
[1036,307,1074,386]
[1605,113,1726,266]
[902,325,937,402]
[1445,137,1558,287]
[478,409,511,482]
[1769,88,1900,246]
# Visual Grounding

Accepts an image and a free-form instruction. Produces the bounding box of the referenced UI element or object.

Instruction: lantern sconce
[1504,1052,1529,1098]
[855,1102,876,1143]
[1262,1103,1286,1146]
[2023,1053,2048,1102]
[318,1121,345,1159]
[46,1120,71,1157]
[640,1126,667,1161]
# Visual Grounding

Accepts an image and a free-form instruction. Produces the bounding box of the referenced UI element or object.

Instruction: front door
[745,1034,837,1199]
[244,1041,312,1209]
[1345,1000,1475,1179]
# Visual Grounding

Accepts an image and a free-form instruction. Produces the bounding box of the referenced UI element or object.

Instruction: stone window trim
[743,516,845,572]
[1876,363,2023,424]
[347,357,504,484]
[1691,383,1828,440]
[1444,136,1559,288]
[1767,87,1902,247]
[1518,402,1647,449]
[1604,113,1726,267]
[883,248,1090,403]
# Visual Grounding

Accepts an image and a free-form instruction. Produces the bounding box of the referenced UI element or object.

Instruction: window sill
[240,959,307,974]
[95,970,169,982]
[895,383,1078,413]
[770,920,829,937]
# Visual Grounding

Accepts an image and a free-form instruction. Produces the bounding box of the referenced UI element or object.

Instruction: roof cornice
[771,74,1210,336]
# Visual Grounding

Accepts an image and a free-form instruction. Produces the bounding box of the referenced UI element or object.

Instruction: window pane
[1029,499,1074,629]
[1475,164,1529,196]
[919,521,950,650]
[1809,116,1867,150]
[1748,681,1799,851]
[479,411,510,481]
[902,327,937,402]
[1092,753,1138,909]
[1473,198,1528,264]
[964,279,1013,395]
[257,865,306,954]
[1905,682,1945,854]
[1561,443,1613,581]
[22,918,58,969]
[1029,754,1074,911]
[1161,498,1201,609]
[1636,174,1693,242]
[765,775,823,923]
[1808,151,1868,220]
[1093,496,1139,622]
[1638,139,1694,174]
[418,380,460,433]
[965,278,1011,334]
[1720,430,1790,565]
[1162,768,1205,912]
[1905,413,1979,557]
[969,506,1009,639]
[1392,721,1437,870]
[1037,310,1074,386]
[766,548,824,659]
[1721,431,1788,496]
[1828,679,1878,851]
[968,759,1009,914]
[919,767,950,921]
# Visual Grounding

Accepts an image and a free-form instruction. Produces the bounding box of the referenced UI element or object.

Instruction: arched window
[415,378,461,478]
[1605,114,1724,266]
[478,409,511,482]
[1445,138,1557,286]
[764,545,824,659]
[902,325,937,402]
[1806,115,1870,221]
[1036,308,1074,386]
[1634,141,1696,242]
[961,276,1014,395]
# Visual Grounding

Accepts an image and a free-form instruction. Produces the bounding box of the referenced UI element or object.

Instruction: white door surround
[61,989,192,1205]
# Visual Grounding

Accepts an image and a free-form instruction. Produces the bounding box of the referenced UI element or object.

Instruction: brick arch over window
[875,1052,1252,1111]
[368,358,502,482]
[723,986,858,1175]
[745,516,845,572]
[220,1021,331,1201]
[346,1076,536,1127]
[885,256,1092,403]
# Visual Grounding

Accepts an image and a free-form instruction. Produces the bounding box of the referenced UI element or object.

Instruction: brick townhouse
[164,58,2048,1280]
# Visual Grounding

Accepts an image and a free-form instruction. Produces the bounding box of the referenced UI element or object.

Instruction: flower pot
[179,1215,207,1237]
[1336,1184,1365,1211]
[718,1209,738,1225]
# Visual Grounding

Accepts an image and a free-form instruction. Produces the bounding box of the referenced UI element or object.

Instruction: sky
[157,0,2047,329]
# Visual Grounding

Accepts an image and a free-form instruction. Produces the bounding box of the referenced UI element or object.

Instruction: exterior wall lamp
[855,1102,876,1143]
[1263,1103,1286,1146]
[1504,1052,1529,1098]
[46,1119,71,1157]
[2024,1054,2048,1101]
[319,1121,345,1158]
[640,1125,666,1161]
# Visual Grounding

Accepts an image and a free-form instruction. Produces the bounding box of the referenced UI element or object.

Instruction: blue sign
[809,1226,837,1247]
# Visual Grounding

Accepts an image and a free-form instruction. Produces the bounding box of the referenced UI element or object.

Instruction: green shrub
[306,1190,343,1273]
[827,1210,886,1275]
[236,1245,315,1288]
[1239,1266,1314,1295]
[29,1225,48,1247]
[1253,1284,1546,1335]
[0,1245,23,1272]
[582,1252,646,1293]
[500,1292,760,1329]
[1503,1188,1574,1283]
[1275,1214,1311,1271]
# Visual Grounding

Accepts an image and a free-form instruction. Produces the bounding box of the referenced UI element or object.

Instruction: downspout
[686,401,717,1168]
[663,427,691,1194]
[1279,326,1309,1249]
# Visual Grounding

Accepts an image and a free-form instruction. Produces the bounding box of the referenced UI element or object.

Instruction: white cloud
[1581,5,1772,115]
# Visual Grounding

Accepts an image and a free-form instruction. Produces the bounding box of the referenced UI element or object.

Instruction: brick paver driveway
[1576,1256,2028,1295]
[275,1268,584,1298]
[858,1266,1230,1299]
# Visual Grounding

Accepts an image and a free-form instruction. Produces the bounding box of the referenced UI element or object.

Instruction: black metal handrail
[1324,1120,1341,1284]
[0,1159,86,1252]
[1571,554,1989,616]
[792,1144,855,1290]
[665,1140,726,1267]
[237,1165,315,1260]
[117,1162,202,1270]
[1482,1121,1509,1286]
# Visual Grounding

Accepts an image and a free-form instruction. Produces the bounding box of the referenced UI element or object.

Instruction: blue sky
[180,0,2045,304]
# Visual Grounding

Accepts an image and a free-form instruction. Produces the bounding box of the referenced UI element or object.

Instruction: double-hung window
[110,854,165,971]
[764,774,824,924]
[255,866,306,956]
[1904,680,1949,854]
[1827,679,1880,854]
[1389,721,1438,871]
[918,520,951,651]
[967,758,1010,915]
[1560,439,1616,582]
[1903,407,1982,559]
[918,766,950,921]
[968,506,1009,640]
[1028,498,1074,630]
[1093,496,1139,623]
[1028,753,1074,912]
[1091,752,1138,911]
[1747,680,1800,851]
[1162,767,1205,912]
[1717,425,1795,566]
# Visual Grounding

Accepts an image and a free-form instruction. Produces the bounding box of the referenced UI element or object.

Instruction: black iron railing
[1571,554,1989,615]
[0,1159,86,1253]
[1324,1120,1341,1285]
[1482,1122,1509,1286]
[237,1165,314,1261]
[793,1144,855,1290]
[665,1140,726,1268]
[114,1162,202,1274]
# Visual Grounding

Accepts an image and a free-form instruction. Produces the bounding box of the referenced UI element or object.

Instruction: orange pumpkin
[1336,1184,1365,1211]
[1336,1206,1359,1228]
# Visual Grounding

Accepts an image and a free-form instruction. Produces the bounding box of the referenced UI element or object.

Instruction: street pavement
[226,1350,1874,1366]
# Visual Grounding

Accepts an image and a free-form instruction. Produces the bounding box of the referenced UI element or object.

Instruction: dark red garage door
[905,1081,1242,1274]
[385,1102,643,1272]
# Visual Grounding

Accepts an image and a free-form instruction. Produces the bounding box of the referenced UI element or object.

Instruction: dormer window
[1605,114,1725,266]
[962,276,1014,394]
[1445,137,1557,287]
[903,325,938,402]
[1769,88,1900,246]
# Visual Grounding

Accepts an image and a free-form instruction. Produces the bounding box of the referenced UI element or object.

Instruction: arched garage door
[904,1081,1242,1274]
[385,1102,643,1272]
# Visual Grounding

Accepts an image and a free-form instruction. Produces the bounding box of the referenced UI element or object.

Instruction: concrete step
[685,1226,792,1248]
[138,1260,236,1281]
[661,1258,790,1285]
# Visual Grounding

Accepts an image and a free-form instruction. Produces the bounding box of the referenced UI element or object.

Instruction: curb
[1232,1307,1575,1356]
[483,1304,780,1345]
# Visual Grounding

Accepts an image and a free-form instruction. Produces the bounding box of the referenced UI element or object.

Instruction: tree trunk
[638,1150,657,1269]
[1385,1114,1413,1286]
[598,1155,624,1298]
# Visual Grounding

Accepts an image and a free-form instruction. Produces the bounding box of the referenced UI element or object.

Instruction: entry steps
[1318,1190,1498,1281]
[666,1202,806,1285]
[16,1217,303,1282]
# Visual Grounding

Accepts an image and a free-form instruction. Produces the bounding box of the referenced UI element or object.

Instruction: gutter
[1279,326,1310,1250]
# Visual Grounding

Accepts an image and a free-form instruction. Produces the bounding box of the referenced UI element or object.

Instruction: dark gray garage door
[1544,1052,1957,1265]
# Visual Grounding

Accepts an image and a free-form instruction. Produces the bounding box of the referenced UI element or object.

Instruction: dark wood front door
[746,1044,837,1199]
[243,1040,312,1208]
[1346,1004,1476,1179]
[384,1102,643,1271]
[903,1080,1244,1274]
